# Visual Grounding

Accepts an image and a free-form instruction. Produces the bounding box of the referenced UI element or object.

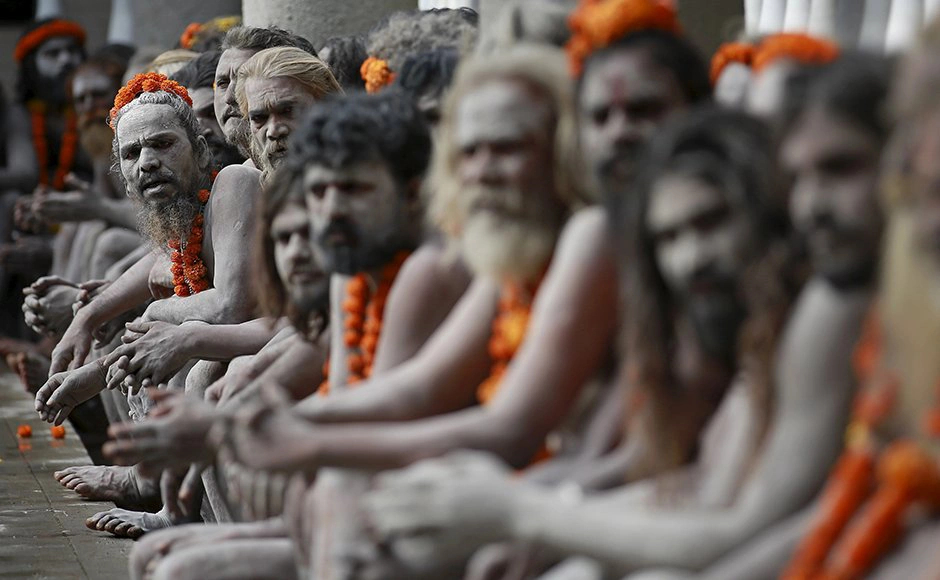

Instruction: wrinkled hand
[50,314,97,374]
[73,279,110,316]
[35,361,108,425]
[22,282,79,336]
[211,403,318,474]
[206,363,257,407]
[14,194,44,233]
[217,446,292,522]
[103,389,217,475]
[33,183,101,223]
[103,321,192,390]
[364,452,518,569]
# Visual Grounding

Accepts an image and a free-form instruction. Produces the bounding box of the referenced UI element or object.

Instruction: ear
[195,134,212,172]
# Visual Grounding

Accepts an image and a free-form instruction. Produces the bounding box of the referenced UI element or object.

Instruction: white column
[859,0,891,51]
[35,0,63,19]
[885,0,923,53]
[108,0,135,45]
[745,0,764,36]
[807,0,837,38]
[926,0,940,23]
[783,0,811,32]
[758,0,787,34]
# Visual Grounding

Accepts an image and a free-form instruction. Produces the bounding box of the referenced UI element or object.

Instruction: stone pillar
[242,0,417,49]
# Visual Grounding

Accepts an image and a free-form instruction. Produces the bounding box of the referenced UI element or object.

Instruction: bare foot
[7,351,50,394]
[54,464,160,511]
[85,506,176,539]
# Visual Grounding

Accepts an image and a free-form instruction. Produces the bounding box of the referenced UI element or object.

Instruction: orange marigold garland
[751,33,839,74]
[782,308,940,580]
[109,72,193,130]
[27,100,78,190]
[360,57,396,94]
[566,0,681,76]
[477,283,538,405]
[710,41,754,86]
[318,251,411,395]
[168,188,212,297]
[14,19,85,63]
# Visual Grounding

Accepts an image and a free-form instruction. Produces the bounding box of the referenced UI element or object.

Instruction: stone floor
[0,369,131,579]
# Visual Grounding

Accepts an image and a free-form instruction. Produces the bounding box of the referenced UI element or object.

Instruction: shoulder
[551,207,616,272]
[208,164,262,214]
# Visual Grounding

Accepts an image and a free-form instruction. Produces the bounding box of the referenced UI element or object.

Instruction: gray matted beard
[250,135,287,182]
[136,192,203,249]
[458,185,561,284]
[79,119,114,161]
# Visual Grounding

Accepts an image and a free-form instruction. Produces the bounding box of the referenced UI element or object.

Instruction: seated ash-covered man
[214,26,319,167]
[98,45,342,401]
[363,106,863,577]
[33,72,262,537]
[171,50,245,169]
[120,91,446,579]
[685,54,893,580]
[235,46,341,181]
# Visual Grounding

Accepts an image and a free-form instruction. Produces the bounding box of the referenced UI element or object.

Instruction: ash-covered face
[783,106,883,288]
[116,104,205,246]
[714,62,752,109]
[454,79,564,282]
[35,36,83,101]
[579,48,687,193]
[304,159,409,276]
[271,200,328,313]
[72,69,118,160]
[746,60,793,122]
[647,173,755,358]
[214,48,255,150]
[910,109,940,273]
[190,86,242,168]
[244,75,318,175]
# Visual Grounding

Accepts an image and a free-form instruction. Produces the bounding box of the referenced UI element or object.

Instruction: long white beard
[460,211,558,284]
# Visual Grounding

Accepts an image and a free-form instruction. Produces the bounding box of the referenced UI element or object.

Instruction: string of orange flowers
[782,309,940,580]
[565,0,681,77]
[709,41,754,86]
[360,56,396,94]
[168,188,212,297]
[751,32,839,73]
[318,251,411,395]
[27,100,78,191]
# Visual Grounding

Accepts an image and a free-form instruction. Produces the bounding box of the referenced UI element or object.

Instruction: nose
[266,119,290,142]
[139,147,160,172]
[322,186,351,221]
[286,232,311,264]
[56,49,74,71]
[224,79,239,108]
[672,230,712,282]
[606,109,643,150]
[463,147,503,187]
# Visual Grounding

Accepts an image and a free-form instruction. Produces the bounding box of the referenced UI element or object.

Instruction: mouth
[289,269,323,284]
[141,180,172,198]
[222,109,240,124]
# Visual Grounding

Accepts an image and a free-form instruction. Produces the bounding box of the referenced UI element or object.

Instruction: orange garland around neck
[28,100,77,190]
[477,281,540,405]
[318,251,411,395]
[168,188,212,297]
[566,0,681,77]
[782,307,940,580]
[360,57,395,94]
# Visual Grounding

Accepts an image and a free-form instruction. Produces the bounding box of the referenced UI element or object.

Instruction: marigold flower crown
[710,42,754,85]
[109,72,193,130]
[752,32,839,73]
[14,19,85,63]
[566,0,681,77]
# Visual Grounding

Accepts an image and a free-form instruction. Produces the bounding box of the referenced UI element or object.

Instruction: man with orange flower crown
[31,72,263,539]
[0,18,90,342]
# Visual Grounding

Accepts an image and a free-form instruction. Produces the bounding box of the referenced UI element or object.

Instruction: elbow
[212,293,256,324]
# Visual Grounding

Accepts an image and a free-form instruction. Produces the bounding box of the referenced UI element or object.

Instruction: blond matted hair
[428,43,592,238]
[235,46,343,118]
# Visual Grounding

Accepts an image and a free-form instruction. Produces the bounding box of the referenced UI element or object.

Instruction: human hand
[103,321,192,389]
[35,361,108,425]
[33,176,101,223]
[211,403,317,474]
[49,312,97,374]
[103,389,217,475]
[364,452,518,569]
[72,279,110,316]
[22,283,79,336]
